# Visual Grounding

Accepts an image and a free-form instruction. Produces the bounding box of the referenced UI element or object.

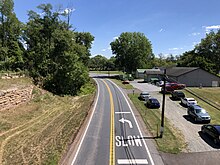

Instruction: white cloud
[192,42,199,46]
[190,32,200,36]
[168,47,183,51]
[59,8,76,15]
[205,25,220,33]
[113,36,118,40]
[102,49,106,52]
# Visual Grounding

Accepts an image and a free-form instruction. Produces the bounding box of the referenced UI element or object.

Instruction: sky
[14,0,220,58]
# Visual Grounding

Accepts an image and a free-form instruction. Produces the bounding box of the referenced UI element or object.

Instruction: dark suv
[187,105,211,123]
[171,90,185,100]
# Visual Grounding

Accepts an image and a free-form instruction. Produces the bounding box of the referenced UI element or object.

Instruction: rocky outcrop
[0,86,33,110]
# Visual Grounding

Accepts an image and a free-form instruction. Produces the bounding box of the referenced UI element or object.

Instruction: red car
[161,82,186,93]
[169,83,186,90]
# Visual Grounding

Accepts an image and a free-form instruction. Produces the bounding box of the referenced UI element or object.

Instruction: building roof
[166,67,199,77]
[144,69,163,75]
[136,69,147,73]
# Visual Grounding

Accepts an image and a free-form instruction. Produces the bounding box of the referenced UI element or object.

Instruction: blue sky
[14,0,220,58]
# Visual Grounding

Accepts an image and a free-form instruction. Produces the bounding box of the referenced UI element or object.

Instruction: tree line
[0,1,94,95]
[89,31,220,76]
[89,32,178,73]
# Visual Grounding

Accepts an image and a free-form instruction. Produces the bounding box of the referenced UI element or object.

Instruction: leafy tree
[110,32,153,73]
[0,0,23,70]
[106,56,116,71]
[74,32,94,65]
[89,55,108,70]
[24,3,93,95]
[194,31,220,74]
[178,30,220,75]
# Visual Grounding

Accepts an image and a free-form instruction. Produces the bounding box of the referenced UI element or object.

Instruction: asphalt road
[71,78,156,165]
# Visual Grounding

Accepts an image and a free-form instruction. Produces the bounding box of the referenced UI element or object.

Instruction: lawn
[128,94,186,154]
[187,87,220,106]
[183,88,220,124]
[0,78,95,164]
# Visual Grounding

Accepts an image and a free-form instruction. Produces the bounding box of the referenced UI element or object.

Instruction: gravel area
[130,80,220,153]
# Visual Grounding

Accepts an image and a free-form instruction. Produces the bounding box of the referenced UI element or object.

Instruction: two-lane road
[71,78,155,165]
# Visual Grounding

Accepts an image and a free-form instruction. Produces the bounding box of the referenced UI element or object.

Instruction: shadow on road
[179,102,187,108]
[198,131,220,149]
[183,115,197,124]
[183,115,210,125]
[121,136,161,142]
[91,75,118,79]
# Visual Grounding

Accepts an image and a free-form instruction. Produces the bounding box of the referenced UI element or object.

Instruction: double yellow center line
[102,80,115,165]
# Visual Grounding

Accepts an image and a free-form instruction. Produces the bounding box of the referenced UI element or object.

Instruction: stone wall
[0,86,33,110]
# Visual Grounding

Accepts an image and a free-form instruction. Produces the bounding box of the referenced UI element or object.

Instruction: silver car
[139,91,151,101]
[187,104,211,123]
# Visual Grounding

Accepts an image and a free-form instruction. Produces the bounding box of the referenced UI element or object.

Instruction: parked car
[139,92,151,101]
[169,82,186,90]
[201,124,220,144]
[156,81,170,87]
[161,85,174,93]
[181,97,197,107]
[171,90,185,100]
[122,80,129,84]
[187,105,211,123]
[145,98,160,108]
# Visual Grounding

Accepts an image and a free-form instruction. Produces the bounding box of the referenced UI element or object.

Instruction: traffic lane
[106,80,154,165]
[73,79,111,165]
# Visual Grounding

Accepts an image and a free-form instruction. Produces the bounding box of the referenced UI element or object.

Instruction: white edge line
[71,78,100,165]
[107,79,155,165]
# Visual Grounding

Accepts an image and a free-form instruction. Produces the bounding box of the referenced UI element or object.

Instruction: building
[135,69,147,79]
[165,67,220,87]
[135,68,163,81]
[138,67,220,87]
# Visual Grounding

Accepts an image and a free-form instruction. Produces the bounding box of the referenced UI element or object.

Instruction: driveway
[130,80,220,153]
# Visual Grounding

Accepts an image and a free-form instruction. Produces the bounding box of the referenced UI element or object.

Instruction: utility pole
[160,69,166,138]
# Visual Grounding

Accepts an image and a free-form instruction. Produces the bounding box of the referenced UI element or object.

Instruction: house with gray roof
[165,67,220,87]
[138,67,220,87]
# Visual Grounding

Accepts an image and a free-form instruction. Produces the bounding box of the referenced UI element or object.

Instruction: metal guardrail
[185,88,220,111]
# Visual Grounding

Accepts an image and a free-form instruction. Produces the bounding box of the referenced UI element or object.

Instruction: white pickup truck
[180,97,197,107]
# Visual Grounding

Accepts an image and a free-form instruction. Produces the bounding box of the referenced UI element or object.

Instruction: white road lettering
[115,135,142,147]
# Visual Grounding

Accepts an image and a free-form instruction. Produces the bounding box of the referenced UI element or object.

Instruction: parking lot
[130,80,220,152]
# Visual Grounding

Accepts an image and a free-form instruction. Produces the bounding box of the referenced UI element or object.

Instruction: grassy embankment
[112,79,186,153]
[0,77,95,164]
[184,87,220,124]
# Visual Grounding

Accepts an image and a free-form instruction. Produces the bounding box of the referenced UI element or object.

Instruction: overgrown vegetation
[128,94,186,153]
[0,1,94,96]
[0,78,95,165]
